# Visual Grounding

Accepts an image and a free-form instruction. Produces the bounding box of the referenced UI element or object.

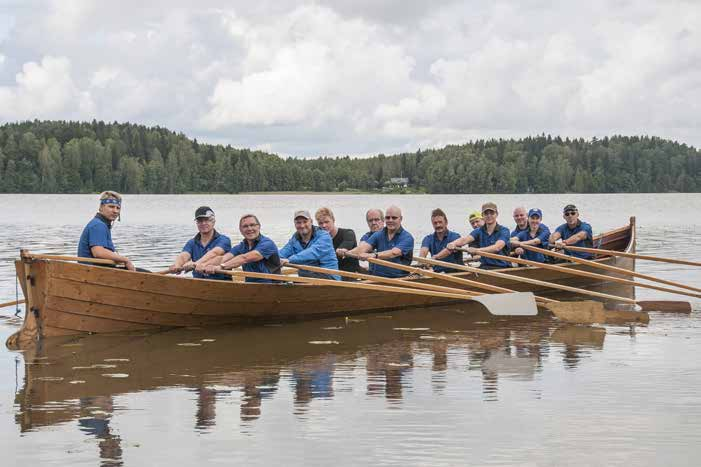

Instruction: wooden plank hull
[6,218,636,348]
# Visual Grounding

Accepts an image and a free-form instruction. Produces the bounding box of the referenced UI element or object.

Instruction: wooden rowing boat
[5,217,637,349]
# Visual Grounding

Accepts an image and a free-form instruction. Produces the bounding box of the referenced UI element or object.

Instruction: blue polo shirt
[360,231,375,274]
[279,226,340,280]
[469,223,511,268]
[421,230,463,272]
[366,227,415,278]
[515,225,551,263]
[511,225,528,237]
[183,230,232,280]
[230,235,281,283]
[78,214,115,258]
[555,221,594,259]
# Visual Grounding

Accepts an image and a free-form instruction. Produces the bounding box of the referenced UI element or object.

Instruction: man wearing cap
[77,191,136,271]
[168,207,232,280]
[510,208,551,263]
[511,206,529,237]
[447,202,511,269]
[279,210,341,281]
[203,214,282,283]
[359,208,385,274]
[338,205,414,278]
[315,207,359,277]
[419,208,463,273]
[550,204,594,259]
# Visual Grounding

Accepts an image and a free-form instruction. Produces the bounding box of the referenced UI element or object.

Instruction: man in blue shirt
[511,206,528,237]
[550,204,594,259]
[279,210,340,280]
[511,208,551,263]
[447,202,511,269]
[204,214,281,283]
[338,205,414,278]
[168,206,232,280]
[419,208,463,273]
[77,191,136,271]
[359,208,384,274]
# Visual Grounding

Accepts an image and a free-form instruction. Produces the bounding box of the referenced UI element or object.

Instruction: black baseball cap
[563,204,578,213]
[195,206,215,219]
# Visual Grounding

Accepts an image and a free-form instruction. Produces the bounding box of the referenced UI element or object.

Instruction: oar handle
[24,253,119,265]
[0,299,25,309]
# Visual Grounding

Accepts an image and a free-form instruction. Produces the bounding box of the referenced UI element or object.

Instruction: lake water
[0,193,700,466]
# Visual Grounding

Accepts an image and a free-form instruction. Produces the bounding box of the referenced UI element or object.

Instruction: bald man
[338,205,414,278]
[511,206,528,237]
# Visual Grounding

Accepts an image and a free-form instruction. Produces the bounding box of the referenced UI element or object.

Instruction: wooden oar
[418,254,636,305]
[25,253,118,265]
[463,247,701,299]
[637,301,692,313]
[359,256,555,304]
[377,256,645,324]
[0,299,25,309]
[560,244,701,267]
[520,244,701,294]
[287,263,481,297]
[219,269,538,316]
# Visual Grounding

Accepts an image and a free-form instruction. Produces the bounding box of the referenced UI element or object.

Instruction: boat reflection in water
[13,305,627,465]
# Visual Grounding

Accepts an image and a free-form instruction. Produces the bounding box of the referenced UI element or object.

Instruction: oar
[25,253,118,265]
[419,254,636,305]
[0,299,25,309]
[379,256,644,324]
[520,244,701,294]
[218,269,538,316]
[467,247,701,299]
[357,255,555,305]
[287,263,480,297]
[637,301,692,313]
[560,244,701,267]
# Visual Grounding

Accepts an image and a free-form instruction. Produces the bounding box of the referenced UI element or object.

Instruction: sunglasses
[241,223,260,229]
[482,210,496,215]
[385,216,399,220]
[564,211,578,216]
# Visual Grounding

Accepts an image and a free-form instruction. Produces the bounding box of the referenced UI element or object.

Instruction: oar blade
[545,300,650,324]
[637,300,692,313]
[471,292,538,316]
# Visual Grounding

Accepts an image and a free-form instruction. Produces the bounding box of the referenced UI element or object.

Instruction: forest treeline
[0,120,699,193]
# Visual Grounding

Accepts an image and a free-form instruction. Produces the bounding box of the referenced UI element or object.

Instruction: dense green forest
[0,120,699,193]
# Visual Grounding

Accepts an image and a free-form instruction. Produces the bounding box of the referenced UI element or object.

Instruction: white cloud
[0,1,700,155]
[0,55,93,119]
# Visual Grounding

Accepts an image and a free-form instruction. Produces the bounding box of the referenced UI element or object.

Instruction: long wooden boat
[6,217,637,349]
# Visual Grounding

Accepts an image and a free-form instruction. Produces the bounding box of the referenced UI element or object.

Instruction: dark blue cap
[528,208,543,219]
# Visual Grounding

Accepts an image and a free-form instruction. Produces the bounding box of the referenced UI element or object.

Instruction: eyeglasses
[195,218,213,223]
[241,223,260,229]
[385,216,399,220]
[564,211,577,216]
[367,218,382,223]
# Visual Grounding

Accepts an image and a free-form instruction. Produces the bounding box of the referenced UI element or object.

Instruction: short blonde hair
[315,207,335,222]
[99,191,122,202]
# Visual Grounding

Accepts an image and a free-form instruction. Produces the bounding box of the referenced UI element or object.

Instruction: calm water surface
[0,193,700,466]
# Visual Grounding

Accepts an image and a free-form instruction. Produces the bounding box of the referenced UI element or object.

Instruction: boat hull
[6,218,636,348]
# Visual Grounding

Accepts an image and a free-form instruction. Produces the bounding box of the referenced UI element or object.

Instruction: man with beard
[419,208,463,273]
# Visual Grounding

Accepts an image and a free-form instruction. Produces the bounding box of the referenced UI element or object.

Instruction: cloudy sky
[0,0,699,157]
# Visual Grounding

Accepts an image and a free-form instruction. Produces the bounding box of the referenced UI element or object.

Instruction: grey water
[0,193,700,466]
